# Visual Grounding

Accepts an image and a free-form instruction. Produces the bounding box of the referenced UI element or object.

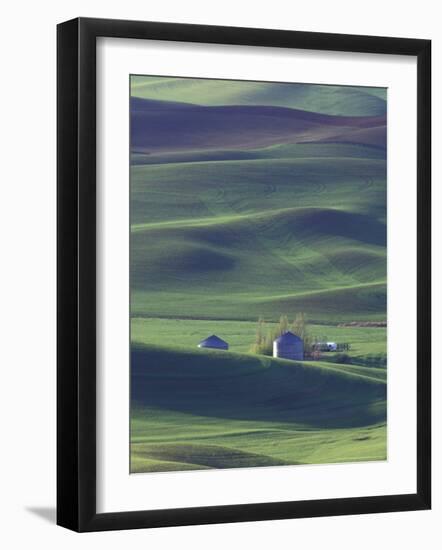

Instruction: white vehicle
[312,342,338,352]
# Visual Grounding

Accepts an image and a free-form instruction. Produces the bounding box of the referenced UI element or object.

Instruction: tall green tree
[251,313,311,358]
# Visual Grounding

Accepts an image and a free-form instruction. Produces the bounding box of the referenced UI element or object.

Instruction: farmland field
[130,77,387,473]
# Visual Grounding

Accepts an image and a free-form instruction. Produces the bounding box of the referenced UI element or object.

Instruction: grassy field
[132,411,386,473]
[129,77,387,473]
[131,344,386,472]
[131,317,386,361]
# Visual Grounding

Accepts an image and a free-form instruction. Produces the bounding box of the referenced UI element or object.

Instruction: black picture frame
[57,17,431,532]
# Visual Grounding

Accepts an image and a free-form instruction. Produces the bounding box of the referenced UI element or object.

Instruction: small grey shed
[198,334,229,350]
[273,331,304,361]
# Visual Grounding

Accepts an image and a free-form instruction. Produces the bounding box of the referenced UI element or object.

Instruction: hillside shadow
[131,346,386,429]
[271,208,386,247]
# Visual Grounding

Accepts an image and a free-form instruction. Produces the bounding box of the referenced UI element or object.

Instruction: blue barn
[198,334,229,350]
[273,331,304,361]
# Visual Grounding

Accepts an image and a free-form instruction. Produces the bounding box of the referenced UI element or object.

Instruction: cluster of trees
[250,314,313,357]
[249,316,382,368]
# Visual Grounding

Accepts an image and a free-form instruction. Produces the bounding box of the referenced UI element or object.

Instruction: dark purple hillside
[131,98,386,153]
[312,126,387,149]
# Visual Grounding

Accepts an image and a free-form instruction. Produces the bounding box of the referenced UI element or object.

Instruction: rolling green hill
[131,344,386,472]
[131,77,386,117]
[131,155,386,224]
[132,142,387,167]
[130,154,386,322]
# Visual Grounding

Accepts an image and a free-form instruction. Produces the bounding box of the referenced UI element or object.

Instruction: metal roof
[274,331,303,344]
[198,334,229,346]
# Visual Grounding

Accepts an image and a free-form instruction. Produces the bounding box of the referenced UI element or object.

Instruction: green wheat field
[130,76,387,474]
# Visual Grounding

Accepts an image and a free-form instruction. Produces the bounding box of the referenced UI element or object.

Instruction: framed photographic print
[57,17,431,532]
